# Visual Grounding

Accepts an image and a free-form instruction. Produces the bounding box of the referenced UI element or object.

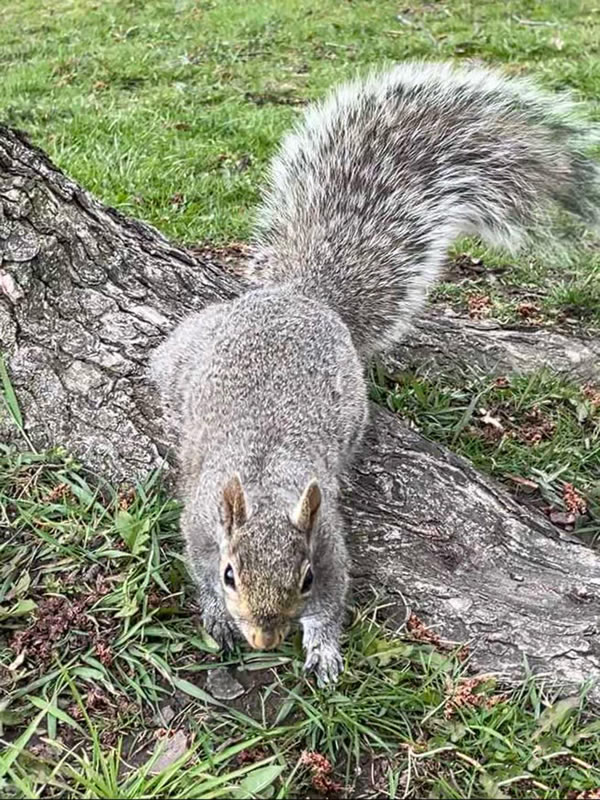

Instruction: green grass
[1,449,600,798]
[2,0,600,322]
[3,0,600,796]
[433,238,600,331]
[371,367,600,546]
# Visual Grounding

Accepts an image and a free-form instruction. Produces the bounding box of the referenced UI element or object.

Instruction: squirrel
[149,62,600,684]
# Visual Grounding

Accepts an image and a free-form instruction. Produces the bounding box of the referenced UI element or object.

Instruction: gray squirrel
[149,62,600,684]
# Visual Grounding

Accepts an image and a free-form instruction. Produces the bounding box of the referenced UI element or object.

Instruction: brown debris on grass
[456,644,470,663]
[236,746,269,765]
[516,300,542,320]
[42,482,74,503]
[406,612,443,648]
[444,676,508,719]
[514,406,555,445]
[582,384,600,407]
[67,686,138,732]
[169,192,185,208]
[95,639,115,666]
[467,293,493,319]
[406,613,470,662]
[478,408,505,442]
[563,482,588,515]
[118,487,136,510]
[10,592,114,668]
[300,751,344,796]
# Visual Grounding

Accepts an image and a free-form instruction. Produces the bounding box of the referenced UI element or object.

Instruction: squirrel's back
[251,62,600,356]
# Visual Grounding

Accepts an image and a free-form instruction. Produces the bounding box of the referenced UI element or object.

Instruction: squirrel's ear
[222,474,248,533]
[291,479,321,534]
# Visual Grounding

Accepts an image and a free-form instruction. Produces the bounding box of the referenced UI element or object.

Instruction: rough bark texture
[1,125,599,700]
[385,312,600,382]
[0,125,240,477]
[346,417,599,696]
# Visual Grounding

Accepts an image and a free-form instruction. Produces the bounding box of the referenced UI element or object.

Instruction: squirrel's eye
[301,567,314,594]
[224,564,236,590]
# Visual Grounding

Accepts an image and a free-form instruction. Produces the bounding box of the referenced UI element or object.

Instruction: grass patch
[371,367,600,546]
[2,0,599,321]
[432,240,600,331]
[1,449,600,798]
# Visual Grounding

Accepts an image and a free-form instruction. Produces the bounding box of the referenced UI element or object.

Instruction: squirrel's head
[218,474,321,650]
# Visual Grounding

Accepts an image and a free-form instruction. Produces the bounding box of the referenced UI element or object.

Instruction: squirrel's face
[218,475,321,650]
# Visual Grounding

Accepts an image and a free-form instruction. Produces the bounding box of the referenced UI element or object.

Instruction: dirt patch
[176,663,292,725]
[441,252,508,283]
[10,587,115,669]
[187,242,252,278]
[67,686,140,747]
[230,666,291,723]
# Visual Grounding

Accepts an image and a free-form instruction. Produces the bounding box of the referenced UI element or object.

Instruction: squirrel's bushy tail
[251,62,600,356]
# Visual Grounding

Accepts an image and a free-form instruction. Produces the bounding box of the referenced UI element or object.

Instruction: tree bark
[346,418,599,696]
[1,125,599,700]
[385,311,600,383]
[0,125,240,476]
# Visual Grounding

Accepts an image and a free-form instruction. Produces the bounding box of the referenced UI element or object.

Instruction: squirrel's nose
[252,629,280,650]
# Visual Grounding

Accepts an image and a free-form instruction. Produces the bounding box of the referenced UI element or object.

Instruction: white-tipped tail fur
[251,61,600,356]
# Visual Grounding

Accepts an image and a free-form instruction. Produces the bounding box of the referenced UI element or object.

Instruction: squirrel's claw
[203,612,237,651]
[304,643,344,686]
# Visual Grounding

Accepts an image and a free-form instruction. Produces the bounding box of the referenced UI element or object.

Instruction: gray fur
[150,289,365,682]
[252,61,600,355]
[150,62,600,682]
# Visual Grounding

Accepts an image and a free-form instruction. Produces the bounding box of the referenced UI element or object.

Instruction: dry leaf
[468,293,493,319]
[504,474,538,490]
[149,729,188,774]
[480,411,504,431]
[549,510,576,527]
[516,301,541,318]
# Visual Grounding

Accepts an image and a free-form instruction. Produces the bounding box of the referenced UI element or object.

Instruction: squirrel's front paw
[303,642,344,686]
[202,610,237,651]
